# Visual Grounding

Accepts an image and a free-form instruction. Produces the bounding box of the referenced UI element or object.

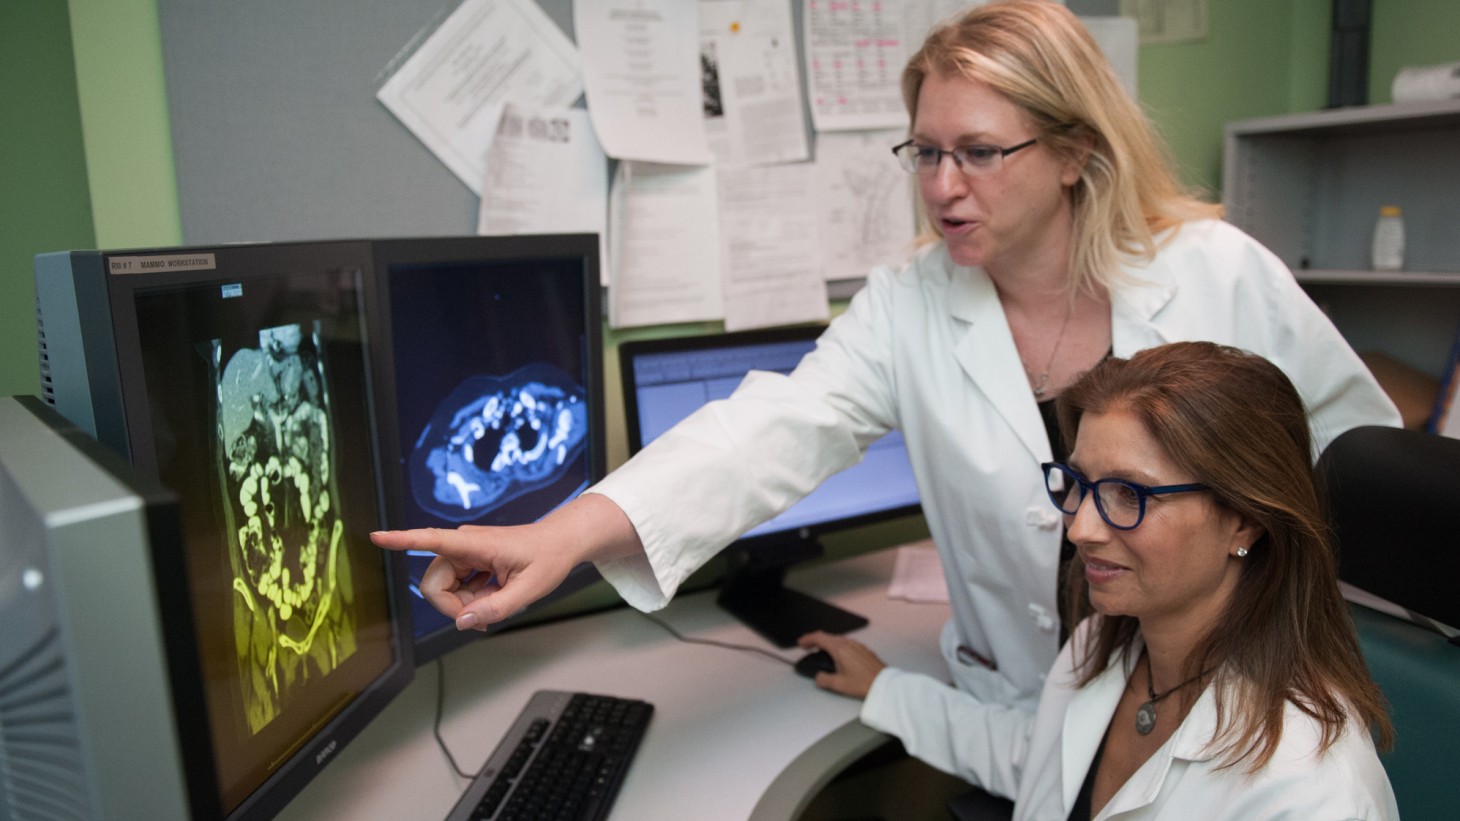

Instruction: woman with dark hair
[816,341,1398,817]
[1044,341,1395,816]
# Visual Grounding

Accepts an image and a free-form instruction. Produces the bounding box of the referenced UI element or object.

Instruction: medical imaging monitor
[366,235,607,664]
[619,326,922,647]
[32,241,413,819]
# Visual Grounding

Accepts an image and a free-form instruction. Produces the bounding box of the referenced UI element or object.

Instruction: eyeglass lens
[896,144,1004,175]
[1043,464,1144,529]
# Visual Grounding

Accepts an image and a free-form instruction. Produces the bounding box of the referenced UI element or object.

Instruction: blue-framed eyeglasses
[891,138,1037,176]
[1041,462,1209,531]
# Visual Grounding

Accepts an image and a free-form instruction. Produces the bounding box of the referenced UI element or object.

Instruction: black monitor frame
[34,240,415,820]
[619,325,922,647]
[364,234,608,665]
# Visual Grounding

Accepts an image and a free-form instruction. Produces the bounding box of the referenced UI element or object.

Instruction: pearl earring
[1236,547,1249,558]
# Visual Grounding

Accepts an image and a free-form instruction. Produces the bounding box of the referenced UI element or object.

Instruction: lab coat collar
[1067,635,1227,820]
[945,259,1053,462]
[1059,644,1139,813]
[940,241,1181,461]
[1109,237,1181,357]
[1095,684,1225,819]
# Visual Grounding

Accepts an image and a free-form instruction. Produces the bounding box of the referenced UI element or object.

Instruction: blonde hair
[902,0,1221,293]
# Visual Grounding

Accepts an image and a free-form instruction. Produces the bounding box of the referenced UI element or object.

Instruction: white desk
[276,549,951,821]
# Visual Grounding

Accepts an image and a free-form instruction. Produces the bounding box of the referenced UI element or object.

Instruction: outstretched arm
[370,493,643,630]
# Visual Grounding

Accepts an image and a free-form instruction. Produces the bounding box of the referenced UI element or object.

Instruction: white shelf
[1295,270,1460,287]
[1225,103,1460,378]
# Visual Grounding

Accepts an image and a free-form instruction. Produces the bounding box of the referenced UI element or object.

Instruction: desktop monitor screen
[32,242,413,820]
[619,325,921,646]
[366,235,607,664]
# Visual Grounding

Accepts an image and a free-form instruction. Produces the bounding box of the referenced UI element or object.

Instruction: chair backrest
[1317,425,1460,819]
[1317,425,1460,630]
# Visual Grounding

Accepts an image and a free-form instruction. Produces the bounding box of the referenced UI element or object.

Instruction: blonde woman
[375,0,1398,789]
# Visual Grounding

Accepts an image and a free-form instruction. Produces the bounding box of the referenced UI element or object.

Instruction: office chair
[1317,425,1460,819]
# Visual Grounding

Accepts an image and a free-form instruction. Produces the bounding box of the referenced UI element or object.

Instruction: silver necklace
[1135,655,1210,736]
[1025,300,1074,398]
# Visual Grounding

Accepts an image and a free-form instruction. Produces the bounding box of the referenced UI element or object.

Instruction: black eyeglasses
[1040,462,1209,531]
[890,138,1037,176]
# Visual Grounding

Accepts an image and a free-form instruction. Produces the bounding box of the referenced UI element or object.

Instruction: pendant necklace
[1135,654,1210,736]
[1026,300,1074,399]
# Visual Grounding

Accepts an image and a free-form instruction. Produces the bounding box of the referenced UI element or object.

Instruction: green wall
[1136,0,1331,198]
[0,0,96,398]
[1371,0,1460,104]
[0,0,180,400]
[67,0,181,250]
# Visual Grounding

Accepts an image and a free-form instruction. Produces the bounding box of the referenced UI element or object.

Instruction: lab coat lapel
[1109,255,1179,357]
[1060,647,1138,815]
[947,266,1051,461]
[1096,685,1222,819]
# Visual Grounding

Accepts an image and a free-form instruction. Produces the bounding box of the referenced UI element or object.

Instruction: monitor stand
[715,539,868,648]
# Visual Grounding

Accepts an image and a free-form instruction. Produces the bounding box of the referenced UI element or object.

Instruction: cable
[431,613,791,779]
[637,611,795,667]
[433,657,475,779]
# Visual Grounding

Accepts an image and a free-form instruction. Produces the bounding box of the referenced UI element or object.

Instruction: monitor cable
[429,611,797,781]
[433,657,476,779]
[638,610,795,669]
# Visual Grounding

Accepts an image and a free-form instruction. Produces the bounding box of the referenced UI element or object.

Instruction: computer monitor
[1,396,197,818]
[618,325,922,647]
[31,242,413,819]
[365,235,607,664]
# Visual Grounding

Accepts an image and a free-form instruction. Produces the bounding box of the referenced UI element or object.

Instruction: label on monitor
[108,253,218,274]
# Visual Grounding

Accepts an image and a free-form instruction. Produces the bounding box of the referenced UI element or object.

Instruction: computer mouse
[794,650,837,678]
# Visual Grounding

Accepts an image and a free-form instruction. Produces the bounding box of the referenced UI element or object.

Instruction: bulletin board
[158,0,577,245]
[158,0,1115,247]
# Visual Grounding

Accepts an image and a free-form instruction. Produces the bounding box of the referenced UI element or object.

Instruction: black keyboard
[445,690,654,821]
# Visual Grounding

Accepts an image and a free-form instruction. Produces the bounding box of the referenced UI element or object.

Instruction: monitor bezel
[95,240,416,821]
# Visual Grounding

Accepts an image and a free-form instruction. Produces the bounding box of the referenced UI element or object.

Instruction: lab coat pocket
[950,653,1021,706]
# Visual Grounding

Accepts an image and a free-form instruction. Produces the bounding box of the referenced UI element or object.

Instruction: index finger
[370,527,473,557]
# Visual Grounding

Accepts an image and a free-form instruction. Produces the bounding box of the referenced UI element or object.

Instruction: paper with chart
[717,163,828,331]
[814,129,917,281]
[608,162,723,327]
[802,0,984,133]
[575,0,712,165]
[376,0,583,194]
[803,0,908,131]
[699,0,810,167]
[477,105,609,283]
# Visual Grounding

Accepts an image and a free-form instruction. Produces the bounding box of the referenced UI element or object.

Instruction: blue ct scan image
[410,363,589,523]
[385,259,592,638]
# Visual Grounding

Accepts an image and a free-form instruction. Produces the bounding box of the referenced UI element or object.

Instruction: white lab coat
[591,218,1400,782]
[884,621,1398,820]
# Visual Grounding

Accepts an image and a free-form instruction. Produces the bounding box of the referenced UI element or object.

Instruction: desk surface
[276,549,951,821]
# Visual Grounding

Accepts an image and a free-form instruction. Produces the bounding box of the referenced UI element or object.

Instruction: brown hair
[901,0,1221,294]
[1056,342,1392,770]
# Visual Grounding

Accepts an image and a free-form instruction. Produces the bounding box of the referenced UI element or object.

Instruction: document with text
[814,129,917,281]
[377,0,583,194]
[718,163,829,331]
[575,0,712,164]
[608,162,723,327]
[478,104,609,283]
[700,0,810,167]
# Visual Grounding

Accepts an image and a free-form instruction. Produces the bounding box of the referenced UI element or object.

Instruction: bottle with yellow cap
[1371,205,1405,271]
